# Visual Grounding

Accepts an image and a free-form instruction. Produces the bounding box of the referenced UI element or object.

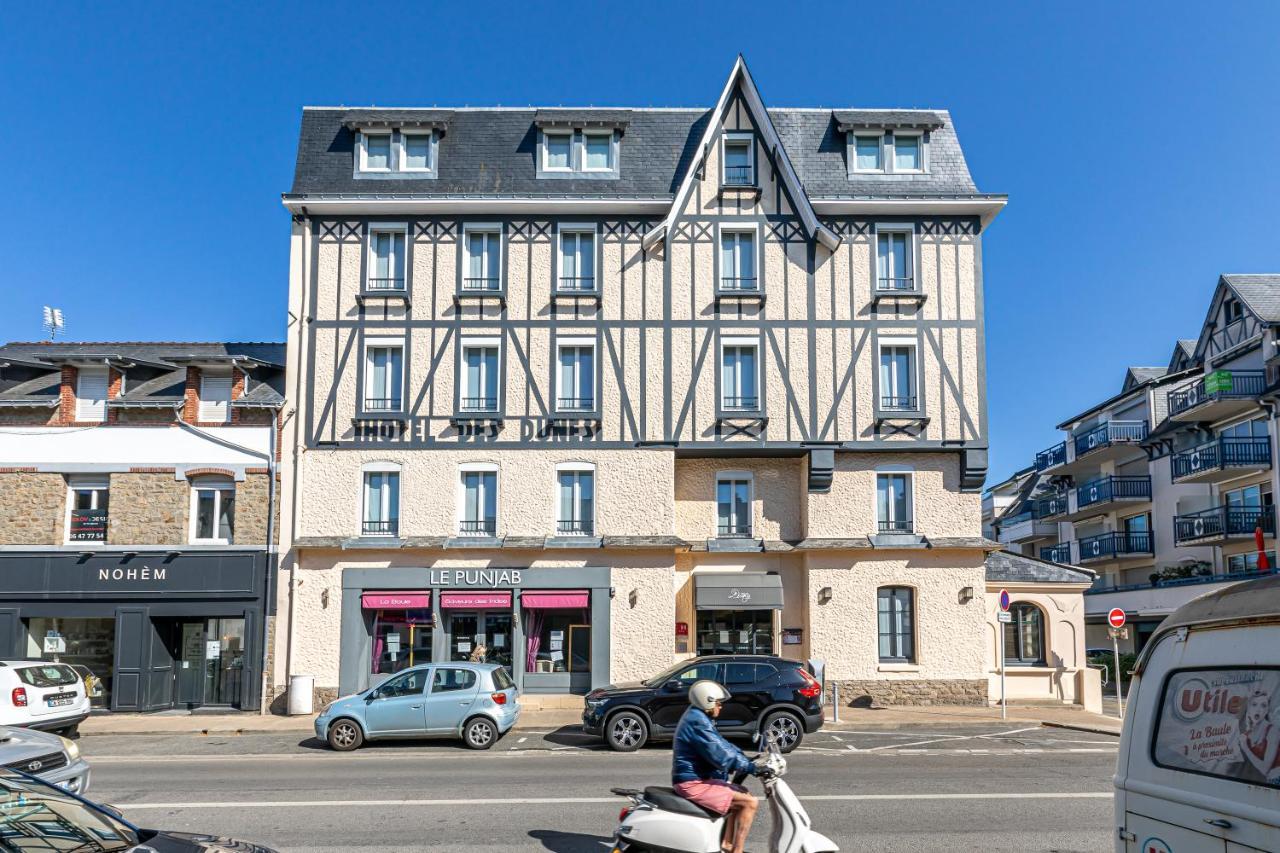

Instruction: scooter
[609,734,837,853]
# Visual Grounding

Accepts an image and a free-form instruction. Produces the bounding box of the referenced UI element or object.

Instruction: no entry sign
[998,589,1011,612]
[1108,608,1127,629]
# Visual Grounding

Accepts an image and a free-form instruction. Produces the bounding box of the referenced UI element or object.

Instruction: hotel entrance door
[448,612,513,672]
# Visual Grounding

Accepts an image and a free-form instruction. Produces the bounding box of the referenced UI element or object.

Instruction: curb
[1041,720,1122,737]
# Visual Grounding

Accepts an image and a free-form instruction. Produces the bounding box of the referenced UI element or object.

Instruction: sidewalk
[80,703,1121,737]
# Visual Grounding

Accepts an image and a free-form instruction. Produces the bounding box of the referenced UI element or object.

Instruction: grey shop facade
[338,566,611,697]
[0,550,272,712]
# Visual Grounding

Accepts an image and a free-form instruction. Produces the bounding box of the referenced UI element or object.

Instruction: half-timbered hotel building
[276,58,1010,709]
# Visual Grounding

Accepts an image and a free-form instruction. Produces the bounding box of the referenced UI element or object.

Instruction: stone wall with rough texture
[235,472,271,546]
[833,678,987,707]
[0,471,65,544]
[674,457,804,542]
[107,472,188,545]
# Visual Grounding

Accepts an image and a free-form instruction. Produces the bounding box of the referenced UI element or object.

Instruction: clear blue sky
[2,2,1277,483]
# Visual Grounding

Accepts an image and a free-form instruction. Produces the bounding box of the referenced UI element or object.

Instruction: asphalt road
[81,724,1119,852]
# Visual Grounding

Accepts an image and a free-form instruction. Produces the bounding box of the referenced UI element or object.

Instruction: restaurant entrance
[441,591,514,673]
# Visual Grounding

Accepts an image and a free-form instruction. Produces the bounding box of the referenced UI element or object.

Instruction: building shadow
[527,829,615,852]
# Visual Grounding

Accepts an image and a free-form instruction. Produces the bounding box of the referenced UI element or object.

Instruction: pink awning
[440,591,512,609]
[522,590,589,609]
[361,591,431,610]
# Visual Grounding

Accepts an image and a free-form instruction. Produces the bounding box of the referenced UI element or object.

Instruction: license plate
[47,697,73,707]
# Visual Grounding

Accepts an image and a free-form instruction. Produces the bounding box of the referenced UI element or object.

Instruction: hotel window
[716,474,752,538]
[67,477,109,543]
[368,229,406,292]
[362,470,400,537]
[556,339,596,412]
[460,341,500,413]
[1220,417,1268,440]
[558,228,596,292]
[556,466,595,536]
[361,132,392,171]
[190,477,235,544]
[876,472,913,533]
[854,133,883,172]
[878,344,917,411]
[720,341,759,413]
[364,343,403,413]
[1004,602,1045,666]
[543,132,572,171]
[199,370,233,423]
[463,227,502,293]
[892,132,923,172]
[459,467,497,536]
[402,132,434,172]
[1228,551,1276,574]
[1123,512,1150,549]
[721,133,754,186]
[877,586,915,663]
[719,229,757,292]
[75,367,108,422]
[876,230,913,292]
[583,133,613,171]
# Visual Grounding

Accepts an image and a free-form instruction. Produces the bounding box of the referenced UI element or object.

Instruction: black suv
[581,655,823,753]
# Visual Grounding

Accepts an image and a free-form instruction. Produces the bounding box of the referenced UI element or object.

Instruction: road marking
[118,791,1112,810]
[829,734,843,742]
[977,726,1041,739]
[517,737,527,744]
[863,735,966,751]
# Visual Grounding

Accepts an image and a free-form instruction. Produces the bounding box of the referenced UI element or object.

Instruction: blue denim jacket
[671,706,755,785]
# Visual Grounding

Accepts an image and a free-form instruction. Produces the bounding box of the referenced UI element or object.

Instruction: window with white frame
[364,342,403,412]
[558,228,596,292]
[892,132,923,172]
[876,230,913,291]
[459,466,498,536]
[878,342,917,412]
[556,338,596,412]
[191,477,235,544]
[462,227,502,292]
[199,369,233,423]
[360,132,393,171]
[75,367,108,422]
[543,132,573,171]
[853,133,884,172]
[722,133,754,186]
[719,229,757,292]
[362,468,400,536]
[716,474,752,538]
[401,132,434,172]
[460,339,500,413]
[556,465,595,536]
[720,339,759,412]
[583,133,613,171]
[67,477,109,543]
[876,472,913,534]
[368,228,406,292]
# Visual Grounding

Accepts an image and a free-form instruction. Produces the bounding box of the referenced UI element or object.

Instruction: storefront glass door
[170,617,246,709]
[696,610,774,655]
[449,612,513,674]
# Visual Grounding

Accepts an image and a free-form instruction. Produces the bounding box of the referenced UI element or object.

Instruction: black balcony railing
[361,519,398,536]
[362,397,402,413]
[556,519,594,536]
[1172,436,1272,481]
[1167,370,1266,418]
[1075,475,1152,510]
[69,509,107,542]
[366,277,405,292]
[723,165,754,186]
[1035,442,1067,471]
[557,397,595,412]
[719,277,759,292]
[876,277,917,292]
[1077,531,1154,562]
[459,519,497,536]
[878,519,915,534]
[718,522,753,538]
[460,396,498,412]
[1034,492,1070,519]
[880,395,919,412]
[721,396,759,411]
[461,277,501,293]
[1174,505,1275,544]
[557,277,597,292]
[1040,542,1072,563]
[1073,420,1148,458]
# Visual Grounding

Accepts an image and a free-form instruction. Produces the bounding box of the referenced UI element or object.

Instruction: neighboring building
[992,275,1280,654]
[0,341,284,712]
[276,57,1010,710]
[982,466,1034,541]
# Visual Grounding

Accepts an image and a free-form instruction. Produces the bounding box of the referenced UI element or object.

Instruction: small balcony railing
[69,509,108,542]
[1086,557,1277,595]
[459,519,497,536]
[557,277,597,293]
[1073,420,1148,458]
[556,519,594,536]
[880,395,919,412]
[723,165,754,186]
[366,277,405,292]
[556,397,595,412]
[1174,505,1275,544]
[1167,369,1266,418]
[876,277,916,292]
[460,396,498,413]
[361,519,398,537]
[1035,492,1070,519]
[1035,442,1067,471]
[1040,542,1072,563]
[877,519,914,534]
[362,397,402,413]
[718,522,753,538]
[1077,531,1154,562]
[999,510,1034,527]
[461,277,502,293]
[719,277,759,292]
[1172,436,1272,481]
[1075,475,1151,510]
[721,396,759,412]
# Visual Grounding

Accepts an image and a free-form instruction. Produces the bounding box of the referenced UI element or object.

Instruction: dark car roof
[686,655,802,666]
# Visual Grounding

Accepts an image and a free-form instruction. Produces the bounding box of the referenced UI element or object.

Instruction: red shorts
[672,779,747,815]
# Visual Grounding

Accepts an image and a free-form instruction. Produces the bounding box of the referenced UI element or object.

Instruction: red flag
[1256,525,1271,572]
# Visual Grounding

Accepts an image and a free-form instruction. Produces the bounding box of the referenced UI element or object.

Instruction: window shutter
[199,374,233,422]
[75,368,109,421]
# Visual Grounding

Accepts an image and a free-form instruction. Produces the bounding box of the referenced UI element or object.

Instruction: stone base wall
[0,471,65,545]
[833,678,988,707]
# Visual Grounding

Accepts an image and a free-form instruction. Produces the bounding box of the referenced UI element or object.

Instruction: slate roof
[289,107,983,200]
[985,550,1095,585]
[1222,274,1280,323]
[1127,367,1167,385]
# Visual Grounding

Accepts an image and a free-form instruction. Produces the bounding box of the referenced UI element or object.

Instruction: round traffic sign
[998,589,1011,612]
[1108,608,1126,629]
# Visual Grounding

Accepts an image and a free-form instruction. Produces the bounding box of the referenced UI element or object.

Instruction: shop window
[27,617,114,709]
[1004,602,1045,666]
[696,610,773,656]
[432,668,478,693]
[523,592,590,674]
[371,608,431,675]
[190,477,235,544]
[877,586,915,663]
[66,478,109,543]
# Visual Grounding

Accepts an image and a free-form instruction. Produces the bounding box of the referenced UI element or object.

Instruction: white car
[0,662,90,735]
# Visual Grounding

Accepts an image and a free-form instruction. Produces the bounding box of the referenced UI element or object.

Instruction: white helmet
[688,679,730,711]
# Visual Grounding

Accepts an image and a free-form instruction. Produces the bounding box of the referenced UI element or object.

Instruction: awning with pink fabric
[521,590,589,609]
[361,591,431,610]
[439,591,512,609]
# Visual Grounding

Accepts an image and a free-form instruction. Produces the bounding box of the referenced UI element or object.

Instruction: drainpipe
[262,406,278,713]
[283,213,311,703]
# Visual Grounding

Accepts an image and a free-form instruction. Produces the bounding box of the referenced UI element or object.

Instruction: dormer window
[721,133,754,187]
[853,133,883,172]
[537,129,619,178]
[893,132,923,172]
[845,130,929,176]
[361,133,392,171]
[584,133,613,171]
[355,129,438,177]
[402,132,434,172]
[543,133,572,171]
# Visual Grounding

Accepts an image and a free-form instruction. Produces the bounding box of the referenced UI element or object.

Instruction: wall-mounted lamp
[959,586,974,604]
[818,587,833,605]
[609,586,616,599]
[320,588,330,609]
[628,589,639,609]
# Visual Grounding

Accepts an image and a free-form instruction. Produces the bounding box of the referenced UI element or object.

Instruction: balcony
[69,509,107,542]
[1076,531,1154,564]
[361,397,402,414]
[361,519,399,537]
[556,520,594,536]
[1040,542,1073,563]
[871,276,924,303]
[1034,491,1071,520]
[1085,564,1275,619]
[720,396,760,415]
[1166,369,1266,422]
[719,277,759,293]
[722,165,755,187]
[1171,436,1271,484]
[1035,442,1067,472]
[996,511,1057,545]
[556,277,597,294]
[365,277,405,293]
[460,277,502,293]
[459,396,498,414]
[1072,420,1148,465]
[459,519,497,537]
[877,519,915,534]
[1173,505,1275,546]
[718,523,754,538]
[1065,475,1151,520]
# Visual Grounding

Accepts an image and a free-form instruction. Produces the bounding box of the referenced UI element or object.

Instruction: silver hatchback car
[315,662,520,751]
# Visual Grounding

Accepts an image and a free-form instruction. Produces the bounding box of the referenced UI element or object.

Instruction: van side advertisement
[1154,668,1280,787]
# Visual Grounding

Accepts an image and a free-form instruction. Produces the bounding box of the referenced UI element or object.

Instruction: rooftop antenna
[42,306,64,341]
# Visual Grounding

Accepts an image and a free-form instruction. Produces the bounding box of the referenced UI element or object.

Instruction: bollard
[832,683,840,723]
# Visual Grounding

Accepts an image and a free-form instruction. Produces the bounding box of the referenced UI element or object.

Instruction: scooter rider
[672,680,765,853]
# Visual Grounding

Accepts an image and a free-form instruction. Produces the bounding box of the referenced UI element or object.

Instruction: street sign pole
[1107,608,1127,720]
[997,589,1011,720]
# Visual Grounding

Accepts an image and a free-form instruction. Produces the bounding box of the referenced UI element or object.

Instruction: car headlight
[60,737,80,761]
[585,697,607,710]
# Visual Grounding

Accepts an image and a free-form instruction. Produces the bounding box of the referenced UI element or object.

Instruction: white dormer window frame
[541,130,574,172]
[851,131,886,174]
[399,129,437,174]
[888,130,926,174]
[357,130,394,173]
[198,368,233,423]
[720,131,755,187]
[582,131,616,172]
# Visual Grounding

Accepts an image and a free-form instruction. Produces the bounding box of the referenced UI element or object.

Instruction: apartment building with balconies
[275,58,1021,710]
[0,342,284,712]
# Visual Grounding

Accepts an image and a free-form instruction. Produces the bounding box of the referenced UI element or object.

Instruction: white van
[1115,574,1280,852]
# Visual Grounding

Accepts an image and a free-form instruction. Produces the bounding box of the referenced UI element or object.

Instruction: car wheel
[464,717,497,750]
[327,718,364,752]
[59,725,79,739]
[761,711,803,753]
[606,711,648,752]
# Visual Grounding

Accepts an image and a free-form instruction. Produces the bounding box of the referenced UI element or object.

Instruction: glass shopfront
[28,617,115,708]
[363,592,433,676]
[696,609,774,655]
[522,591,591,690]
[692,572,784,657]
